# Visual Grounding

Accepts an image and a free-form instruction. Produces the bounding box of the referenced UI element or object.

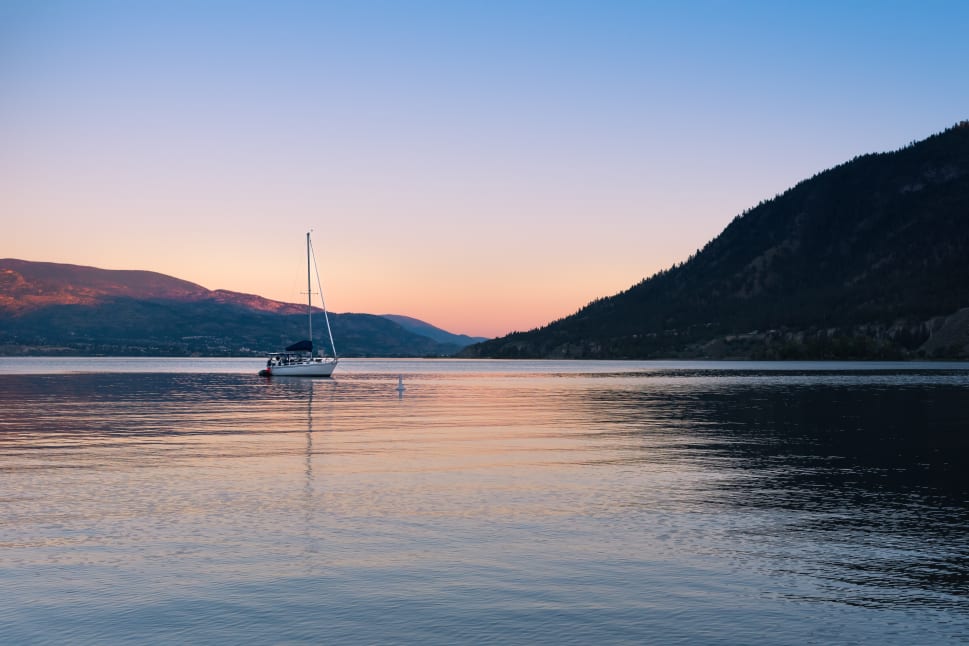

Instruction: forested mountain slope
[0,260,470,356]
[463,122,969,359]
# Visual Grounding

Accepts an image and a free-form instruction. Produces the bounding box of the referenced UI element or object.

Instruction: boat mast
[306,231,313,356]
[308,236,338,360]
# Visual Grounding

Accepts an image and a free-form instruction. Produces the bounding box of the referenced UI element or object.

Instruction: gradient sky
[3,1,967,337]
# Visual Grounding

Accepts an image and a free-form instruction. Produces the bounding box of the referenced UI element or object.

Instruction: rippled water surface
[1,358,967,644]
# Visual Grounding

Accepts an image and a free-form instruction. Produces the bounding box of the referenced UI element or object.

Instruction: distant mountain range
[463,122,969,360]
[381,314,488,347]
[0,259,485,356]
[8,123,968,360]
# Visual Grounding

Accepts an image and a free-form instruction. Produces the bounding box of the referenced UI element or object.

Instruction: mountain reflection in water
[585,378,969,609]
[0,360,967,644]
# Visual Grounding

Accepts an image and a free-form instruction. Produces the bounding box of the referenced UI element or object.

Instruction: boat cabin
[266,351,312,368]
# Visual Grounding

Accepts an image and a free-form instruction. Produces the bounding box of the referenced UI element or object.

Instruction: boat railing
[266,352,335,366]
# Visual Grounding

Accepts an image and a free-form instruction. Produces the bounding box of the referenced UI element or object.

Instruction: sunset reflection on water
[1,360,968,643]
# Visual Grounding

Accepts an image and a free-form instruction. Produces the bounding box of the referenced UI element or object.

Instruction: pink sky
[3,2,967,337]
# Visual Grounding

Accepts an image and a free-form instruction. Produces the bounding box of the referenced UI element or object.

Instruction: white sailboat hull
[269,358,338,377]
[260,232,339,378]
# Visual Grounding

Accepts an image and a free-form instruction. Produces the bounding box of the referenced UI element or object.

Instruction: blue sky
[2,1,967,336]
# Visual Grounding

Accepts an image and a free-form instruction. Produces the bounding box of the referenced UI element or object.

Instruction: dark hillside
[464,123,969,359]
[0,297,460,357]
[0,260,469,357]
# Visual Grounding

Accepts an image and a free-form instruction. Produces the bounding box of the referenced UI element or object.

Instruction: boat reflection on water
[0,363,967,644]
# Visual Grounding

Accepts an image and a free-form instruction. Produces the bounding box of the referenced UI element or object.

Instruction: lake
[1,358,967,644]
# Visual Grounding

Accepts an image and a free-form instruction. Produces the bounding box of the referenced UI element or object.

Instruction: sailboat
[259,232,338,377]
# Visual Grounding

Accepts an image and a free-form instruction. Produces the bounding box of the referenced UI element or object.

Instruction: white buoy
[396,375,406,393]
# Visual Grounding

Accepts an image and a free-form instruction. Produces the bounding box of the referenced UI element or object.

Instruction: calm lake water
[1,358,967,644]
